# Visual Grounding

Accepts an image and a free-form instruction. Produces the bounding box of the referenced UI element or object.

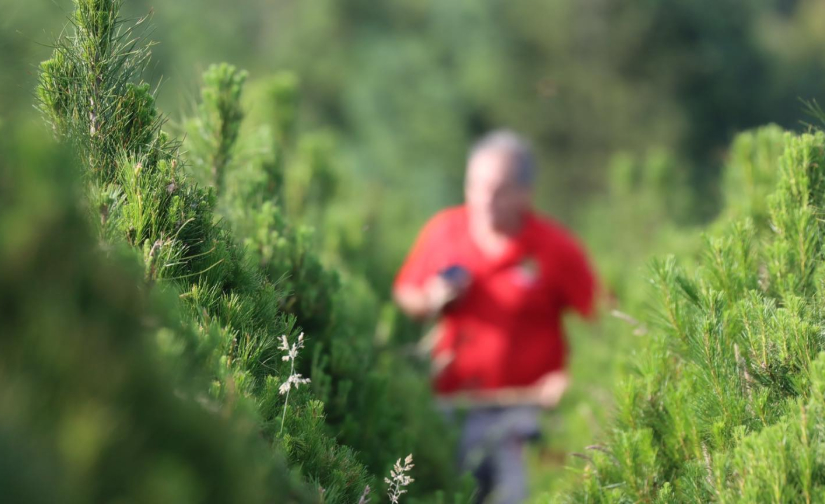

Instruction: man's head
[465,130,535,233]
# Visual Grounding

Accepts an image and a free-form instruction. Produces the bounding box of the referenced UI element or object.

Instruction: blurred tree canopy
[6,0,825,291]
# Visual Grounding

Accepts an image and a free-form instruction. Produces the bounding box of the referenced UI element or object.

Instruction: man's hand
[424,272,470,314]
[435,371,570,409]
[533,371,570,409]
[394,267,471,320]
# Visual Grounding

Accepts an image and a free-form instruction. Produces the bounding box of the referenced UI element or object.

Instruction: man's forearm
[393,286,435,320]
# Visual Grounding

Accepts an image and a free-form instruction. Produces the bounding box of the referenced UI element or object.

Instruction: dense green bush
[34,0,469,501]
[718,125,788,228]
[0,122,314,504]
[35,1,377,501]
[560,129,825,502]
[527,142,706,498]
[182,62,468,500]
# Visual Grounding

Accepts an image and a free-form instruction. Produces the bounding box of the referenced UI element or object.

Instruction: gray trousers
[443,406,541,504]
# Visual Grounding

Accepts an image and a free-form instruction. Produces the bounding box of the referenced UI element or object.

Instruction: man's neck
[473,210,528,235]
[468,211,528,258]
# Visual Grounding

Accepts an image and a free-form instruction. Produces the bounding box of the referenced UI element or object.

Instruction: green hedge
[561,129,825,502]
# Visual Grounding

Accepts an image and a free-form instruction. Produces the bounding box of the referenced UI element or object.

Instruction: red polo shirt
[394,205,597,395]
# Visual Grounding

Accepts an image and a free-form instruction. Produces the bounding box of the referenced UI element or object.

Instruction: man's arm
[435,371,570,409]
[393,210,470,320]
[393,284,437,320]
[393,273,469,320]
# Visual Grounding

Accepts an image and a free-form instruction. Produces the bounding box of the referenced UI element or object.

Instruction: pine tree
[36,1,376,501]
[183,61,469,501]
[561,128,825,502]
[35,1,471,502]
[0,120,314,504]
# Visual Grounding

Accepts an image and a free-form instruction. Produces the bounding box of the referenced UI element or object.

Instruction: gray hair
[469,130,536,187]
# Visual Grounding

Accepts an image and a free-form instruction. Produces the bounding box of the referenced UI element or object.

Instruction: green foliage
[35,2,387,502]
[561,130,825,502]
[23,0,825,500]
[0,122,314,504]
[259,0,825,285]
[34,1,471,502]
[184,62,468,501]
[10,0,825,296]
[527,142,709,498]
[720,125,788,226]
[37,1,165,178]
[187,63,247,190]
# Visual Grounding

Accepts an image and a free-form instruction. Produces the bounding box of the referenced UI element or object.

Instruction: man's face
[465,149,531,231]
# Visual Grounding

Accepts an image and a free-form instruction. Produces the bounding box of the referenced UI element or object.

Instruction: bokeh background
[4,0,825,500]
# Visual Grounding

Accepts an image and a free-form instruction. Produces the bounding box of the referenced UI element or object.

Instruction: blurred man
[393,130,598,504]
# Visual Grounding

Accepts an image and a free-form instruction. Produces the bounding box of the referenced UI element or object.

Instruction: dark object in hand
[439,265,471,287]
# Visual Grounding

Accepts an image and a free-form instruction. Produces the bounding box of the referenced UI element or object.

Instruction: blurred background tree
[8,0,825,290]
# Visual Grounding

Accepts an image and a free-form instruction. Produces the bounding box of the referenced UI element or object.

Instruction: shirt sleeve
[560,235,598,319]
[393,212,446,290]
